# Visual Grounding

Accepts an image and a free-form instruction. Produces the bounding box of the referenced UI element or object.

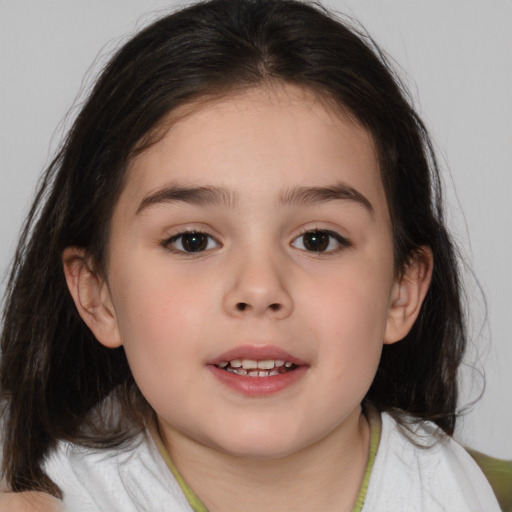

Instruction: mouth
[215,358,297,377]
[207,345,307,396]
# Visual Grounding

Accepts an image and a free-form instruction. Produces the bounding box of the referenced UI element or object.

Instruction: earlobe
[62,247,122,348]
[384,247,433,344]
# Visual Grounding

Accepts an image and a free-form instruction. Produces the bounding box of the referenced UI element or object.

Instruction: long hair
[1,0,465,496]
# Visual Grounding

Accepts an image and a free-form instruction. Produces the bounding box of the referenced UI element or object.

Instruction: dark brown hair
[1,0,465,497]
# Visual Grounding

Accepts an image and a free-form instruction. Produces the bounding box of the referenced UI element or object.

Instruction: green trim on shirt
[351,406,381,512]
[152,434,208,512]
[153,408,381,512]
[467,448,512,512]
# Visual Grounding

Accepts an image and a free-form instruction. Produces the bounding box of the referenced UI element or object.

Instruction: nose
[222,251,294,319]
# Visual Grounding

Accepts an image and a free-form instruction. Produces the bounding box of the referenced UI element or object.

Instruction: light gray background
[1,1,511,457]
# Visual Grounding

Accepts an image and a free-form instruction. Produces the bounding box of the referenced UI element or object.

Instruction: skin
[62,83,431,511]
[0,490,63,512]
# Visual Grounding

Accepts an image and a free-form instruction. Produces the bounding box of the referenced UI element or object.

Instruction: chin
[218,439,302,460]
[203,420,313,460]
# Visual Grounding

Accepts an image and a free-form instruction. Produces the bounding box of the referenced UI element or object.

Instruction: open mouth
[215,359,298,377]
[209,349,307,395]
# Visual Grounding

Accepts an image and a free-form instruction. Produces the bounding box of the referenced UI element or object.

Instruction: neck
[158,409,370,512]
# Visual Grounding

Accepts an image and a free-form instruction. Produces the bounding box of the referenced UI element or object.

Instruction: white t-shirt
[44,412,501,511]
[361,413,501,511]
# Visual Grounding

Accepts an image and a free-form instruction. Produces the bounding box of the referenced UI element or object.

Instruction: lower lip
[207,365,308,396]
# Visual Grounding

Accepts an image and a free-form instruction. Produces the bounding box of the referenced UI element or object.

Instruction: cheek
[108,265,216,392]
[112,256,214,337]
[302,256,394,385]
[313,289,387,374]
[303,290,386,422]
[305,256,393,337]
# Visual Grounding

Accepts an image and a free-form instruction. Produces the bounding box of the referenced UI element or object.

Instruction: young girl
[0,0,510,510]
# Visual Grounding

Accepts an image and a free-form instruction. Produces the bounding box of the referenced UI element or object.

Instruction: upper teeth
[218,359,289,370]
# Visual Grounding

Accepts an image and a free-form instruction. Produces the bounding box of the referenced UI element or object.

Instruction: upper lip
[208,344,307,366]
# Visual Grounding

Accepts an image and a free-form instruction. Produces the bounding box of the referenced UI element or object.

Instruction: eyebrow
[278,183,374,213]
[136,185,237,214]
[136,182,373,215]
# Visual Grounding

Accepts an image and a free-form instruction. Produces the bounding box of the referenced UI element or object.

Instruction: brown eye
[167,232,219,253]
[292,230,349,253]
[181,233,208,252]
[303,231,329,252]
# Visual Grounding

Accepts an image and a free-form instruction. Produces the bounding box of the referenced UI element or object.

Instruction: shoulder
[466,448,512,512]
[0,491,63,512]
[43,434,193,511]
[362,412,503,511]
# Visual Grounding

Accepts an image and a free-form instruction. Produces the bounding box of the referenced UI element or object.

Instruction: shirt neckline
[151,407,382,512]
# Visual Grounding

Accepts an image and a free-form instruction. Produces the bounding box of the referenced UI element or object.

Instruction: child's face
[102,84,403,458]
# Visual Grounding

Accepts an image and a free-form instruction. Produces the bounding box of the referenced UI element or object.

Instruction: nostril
[233,302,283,313]
[236,302,248,311]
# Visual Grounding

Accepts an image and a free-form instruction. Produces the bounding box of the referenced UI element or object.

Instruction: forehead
[121,83,386,215]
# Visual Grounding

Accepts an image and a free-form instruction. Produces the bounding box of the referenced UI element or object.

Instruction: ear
[62,247,122,348]
[384,247,433,345]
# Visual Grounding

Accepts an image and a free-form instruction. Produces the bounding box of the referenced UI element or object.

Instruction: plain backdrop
[1,0,511,458]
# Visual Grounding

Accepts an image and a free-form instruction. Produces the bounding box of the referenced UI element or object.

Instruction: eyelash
[163,228,350,255]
